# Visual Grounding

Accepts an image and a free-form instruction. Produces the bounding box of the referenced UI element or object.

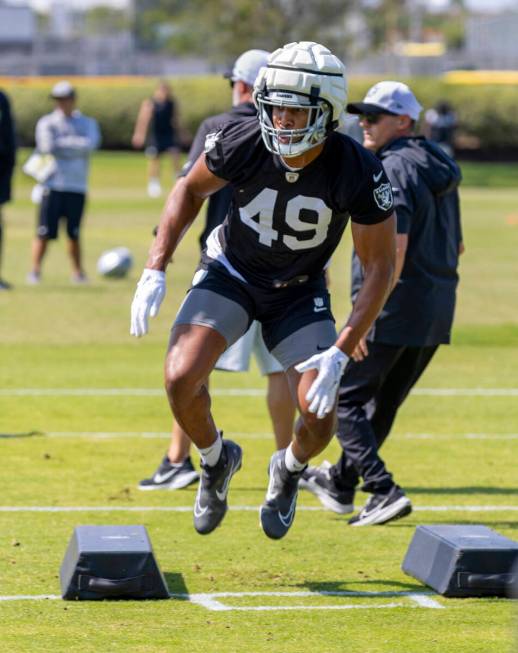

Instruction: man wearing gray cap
[138,49,297,492]
[301,81,463,526]
[27,80,100,284]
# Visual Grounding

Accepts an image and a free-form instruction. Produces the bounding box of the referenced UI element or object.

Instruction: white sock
[198,434,222,467]
[285,443,306,473]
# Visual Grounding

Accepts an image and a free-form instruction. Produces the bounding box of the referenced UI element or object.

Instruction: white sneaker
[26,271,41,285]
[71,272,89,285]
[147,179,162,198]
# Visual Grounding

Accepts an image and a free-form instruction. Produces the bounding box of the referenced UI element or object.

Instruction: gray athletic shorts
[173,262,336,371]
[215,320,282,375]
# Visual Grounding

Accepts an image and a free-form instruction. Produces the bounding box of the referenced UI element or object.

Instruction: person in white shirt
[27,81,100,284]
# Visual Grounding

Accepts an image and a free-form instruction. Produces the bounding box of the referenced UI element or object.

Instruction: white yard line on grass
[0,590,443,610]
[30,430,518,441]
[1,387,518,397]
[0,505,516,513]
[184,590,443,611]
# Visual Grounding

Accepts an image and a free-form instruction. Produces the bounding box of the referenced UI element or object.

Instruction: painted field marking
[398,433,518,441]
[0,505,516,513]
[1,387,518,398]
[180,590,444,611]
[17,430,518,441]
[0,590,443,610]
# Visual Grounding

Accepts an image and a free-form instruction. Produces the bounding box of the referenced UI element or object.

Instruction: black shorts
[174,261,337,370]
[146,133,179,157]
[37,190,86,241]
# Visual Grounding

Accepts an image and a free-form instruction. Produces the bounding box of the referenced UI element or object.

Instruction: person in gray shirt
[27,81,100,284]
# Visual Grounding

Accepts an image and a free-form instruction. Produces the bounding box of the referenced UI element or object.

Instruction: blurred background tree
[84,7,131,35]
[132,0,354,62]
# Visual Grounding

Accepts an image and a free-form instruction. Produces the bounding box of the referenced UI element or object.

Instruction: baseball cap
[224,49,270,86]
[50,80,76,99]
[347,81,422,120]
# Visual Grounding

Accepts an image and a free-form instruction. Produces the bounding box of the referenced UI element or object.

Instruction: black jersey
[180,102,256,249]
[352,136,462,346]
[205,117,394,288]
[151,99,175,142]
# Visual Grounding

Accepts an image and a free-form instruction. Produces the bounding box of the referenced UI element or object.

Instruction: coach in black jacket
[301,81,463,526]
[0,89,16,290]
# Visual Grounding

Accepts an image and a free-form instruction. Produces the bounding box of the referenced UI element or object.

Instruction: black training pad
[60,525,170,600]
[402,524,518,597]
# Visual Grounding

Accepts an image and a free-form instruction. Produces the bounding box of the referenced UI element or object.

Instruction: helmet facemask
[256,89,332,157]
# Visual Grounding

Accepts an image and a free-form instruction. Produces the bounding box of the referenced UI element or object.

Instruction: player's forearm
[336,257,394,355]
[146,180,204,271]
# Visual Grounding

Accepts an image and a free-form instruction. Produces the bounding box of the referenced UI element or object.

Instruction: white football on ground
[97,247,133,278]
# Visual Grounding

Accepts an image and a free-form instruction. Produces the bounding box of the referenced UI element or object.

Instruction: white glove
[130,268,166,337]
[31,184,44,205]
[295,346,349,419]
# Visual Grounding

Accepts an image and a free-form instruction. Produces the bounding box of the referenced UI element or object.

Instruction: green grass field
[0,152,517,652]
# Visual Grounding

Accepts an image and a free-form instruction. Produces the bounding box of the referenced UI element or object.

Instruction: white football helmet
[253,41,348,157]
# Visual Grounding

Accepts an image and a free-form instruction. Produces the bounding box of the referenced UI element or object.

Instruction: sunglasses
[360,113,393,125]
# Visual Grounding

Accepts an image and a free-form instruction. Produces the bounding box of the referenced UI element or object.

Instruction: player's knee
[165,355,207,408]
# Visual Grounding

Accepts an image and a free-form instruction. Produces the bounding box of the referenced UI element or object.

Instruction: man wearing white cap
[138,49,298,493]
[27,80,100,284]
[130,42,397,540]
[301,81,463,526]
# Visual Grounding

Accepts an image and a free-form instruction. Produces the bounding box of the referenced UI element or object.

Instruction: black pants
[330,342,438,494]
[0,206,3,270]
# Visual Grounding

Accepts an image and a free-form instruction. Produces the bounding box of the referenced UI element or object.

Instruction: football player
[138,50,297,494]
[130,41,396,540]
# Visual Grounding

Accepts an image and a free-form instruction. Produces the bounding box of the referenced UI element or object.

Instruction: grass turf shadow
[297,579,425,593]
[163,571,190,599]
[406,486,518,495]
[0,430,43,439]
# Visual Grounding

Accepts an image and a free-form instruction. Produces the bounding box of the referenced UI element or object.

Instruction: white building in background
[0,0,137,75]
[0,0,208,75]
[48,1,76,39]
[0,4,36,75]
[6,1,518,77]
[464,12,518,68]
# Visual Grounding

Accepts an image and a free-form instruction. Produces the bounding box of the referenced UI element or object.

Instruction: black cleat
[260,449,305,540]
[193,439,242,535]
[348,486,412,526]
[138,455,199,491]
[299,461,354,514]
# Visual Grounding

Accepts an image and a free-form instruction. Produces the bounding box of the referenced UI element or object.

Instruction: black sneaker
[299,461,354,514]
[260,449,305,540]
[138,455,199,491]
[348,486,412,526]
[193,439,242,535]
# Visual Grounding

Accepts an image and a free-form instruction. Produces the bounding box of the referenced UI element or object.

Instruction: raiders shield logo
[373,182,394,211]
[204,130,222,153]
